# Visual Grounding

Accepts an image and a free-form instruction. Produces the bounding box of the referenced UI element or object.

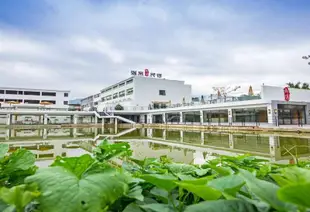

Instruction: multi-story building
[0,87,70,110]
[96,72,192,111]
[80,93,100,111]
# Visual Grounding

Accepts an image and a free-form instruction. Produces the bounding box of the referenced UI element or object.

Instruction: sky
[0,0,310,99]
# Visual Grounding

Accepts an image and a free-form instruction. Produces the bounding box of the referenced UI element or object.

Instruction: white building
[0,87,70,111]
[96,74,192,111]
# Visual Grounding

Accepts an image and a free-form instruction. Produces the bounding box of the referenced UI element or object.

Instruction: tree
[302,83,309,89]
[114,104,124,110]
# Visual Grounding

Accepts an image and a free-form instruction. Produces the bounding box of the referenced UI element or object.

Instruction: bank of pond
[0,140,310,212]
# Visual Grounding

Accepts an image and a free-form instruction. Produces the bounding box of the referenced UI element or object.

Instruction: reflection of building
[0,87,70,110]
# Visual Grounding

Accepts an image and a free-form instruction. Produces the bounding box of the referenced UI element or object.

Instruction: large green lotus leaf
[140,203,175,212]
[140,174,177,191]
[208,175,245,196]
[175,181,222,201]
[25,166,128,212]
[278,183,310,208]
[0,184,40,212]
[122,203,145,212]
[165,163,197,174]
[0,144,9,160]
[271,167,310,187]
[3,149,36,174]
[184,199,258,212]
[239,169,292,211]
[51,154,95,178]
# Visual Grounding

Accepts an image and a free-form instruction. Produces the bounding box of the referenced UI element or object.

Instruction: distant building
[69,99,81,111]
[96,73,192,111]
[0,87,70,111]
[80,93,100,111]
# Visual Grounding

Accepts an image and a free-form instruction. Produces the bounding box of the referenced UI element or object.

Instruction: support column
[179,112,183,123]
[200,132,204,145]
[200,110,203,125]
[267,102,278,126]
[180,130,184,142]
[110,118,114,124]
[147,114,153,124]
[147,128,153,138]
[162,113,166,123]
[6,114,11,126]
[44,114,48,125]
[114,118,118,133]
[163,129,166,140]
[73,115,78,125]
[229,134,234,149]
[228,108,233,126]
[5,129,10,140]
[43,128,47,139]
[73,128,77,138]
[269,135,280,162]
[95,116,98,124]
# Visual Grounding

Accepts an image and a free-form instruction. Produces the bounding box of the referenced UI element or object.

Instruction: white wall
[133,77,192,106]
[261,85,310,102]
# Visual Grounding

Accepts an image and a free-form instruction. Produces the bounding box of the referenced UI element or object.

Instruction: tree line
[287,82,310,90]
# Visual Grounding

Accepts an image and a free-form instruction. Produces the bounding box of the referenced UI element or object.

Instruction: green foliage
[2,141,310,211]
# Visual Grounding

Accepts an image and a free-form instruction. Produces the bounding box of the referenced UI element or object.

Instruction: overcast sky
[0,0,309,99]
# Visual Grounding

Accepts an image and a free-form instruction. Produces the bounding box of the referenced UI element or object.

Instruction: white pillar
[147,128,153,138]
[6,114,11,125]
[179,112,183,123]
[95,116,98,124]
[110,118,114,124]
[200,132,204,145]
[162,113,166,123]
[228,108,233,126]
[180,130,184,142]
[43,114,48,125]
[200,110,203,125]
[114,118,118,133]
[269,135,280,161]
[229,134,234,149]
[163,129,166,140]
[43,128,47,139]
[267,102,278,126]
[73,115,78,125]
[73,128,77,138]
[5,129,10,140]
[147,114,153,124]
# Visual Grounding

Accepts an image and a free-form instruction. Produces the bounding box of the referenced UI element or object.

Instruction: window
[119,82,125,87]
[126,79,133,84]
[64,101,68,105]
[0,90,4,94]
[106,95,112,100]
[24,91,40,96]
[102,97,105,102]
[113,85,118,89]
[126,88,133,95]
[42,100,56,104]
[113,93,118,99]
[64,93,69,97]
[119,91,125,97]
[24,100,40,104]
[6,90,18,95]
[159,90,166,96]
[42,92,56,96]
[6,99,23,103]
[18,91,23,95]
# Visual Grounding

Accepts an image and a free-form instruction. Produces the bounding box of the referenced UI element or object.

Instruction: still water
[1,127,310,167]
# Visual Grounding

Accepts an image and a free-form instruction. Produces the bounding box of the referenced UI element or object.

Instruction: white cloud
[0,0,309,99]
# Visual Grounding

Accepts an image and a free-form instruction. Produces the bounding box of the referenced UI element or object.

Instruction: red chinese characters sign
[284,87,290,101]
[130,69,162,78]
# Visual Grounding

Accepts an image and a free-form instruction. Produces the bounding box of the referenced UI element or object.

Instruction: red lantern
[284,87,290,101]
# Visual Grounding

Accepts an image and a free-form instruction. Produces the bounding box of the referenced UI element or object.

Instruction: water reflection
[1,127,310,165]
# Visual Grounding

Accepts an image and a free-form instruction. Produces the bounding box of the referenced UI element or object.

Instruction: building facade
[110,85,310,126]
[0,87,70,110]
[96,75,192,111]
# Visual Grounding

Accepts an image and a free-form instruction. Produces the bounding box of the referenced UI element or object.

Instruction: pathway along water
[1,127,309,167]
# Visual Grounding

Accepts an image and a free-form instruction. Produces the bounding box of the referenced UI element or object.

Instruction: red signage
[284,87,290,101]
[144,69,149,77]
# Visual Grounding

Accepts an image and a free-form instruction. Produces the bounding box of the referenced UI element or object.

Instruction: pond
[1,127,310,167]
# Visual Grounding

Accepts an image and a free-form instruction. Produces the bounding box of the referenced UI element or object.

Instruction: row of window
[101,79,133,94]
[0,99,68,105]
[102,88,133,102]
[0,90,69,97]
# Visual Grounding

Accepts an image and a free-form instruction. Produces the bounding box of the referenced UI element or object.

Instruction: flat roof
[0,87,70,93]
